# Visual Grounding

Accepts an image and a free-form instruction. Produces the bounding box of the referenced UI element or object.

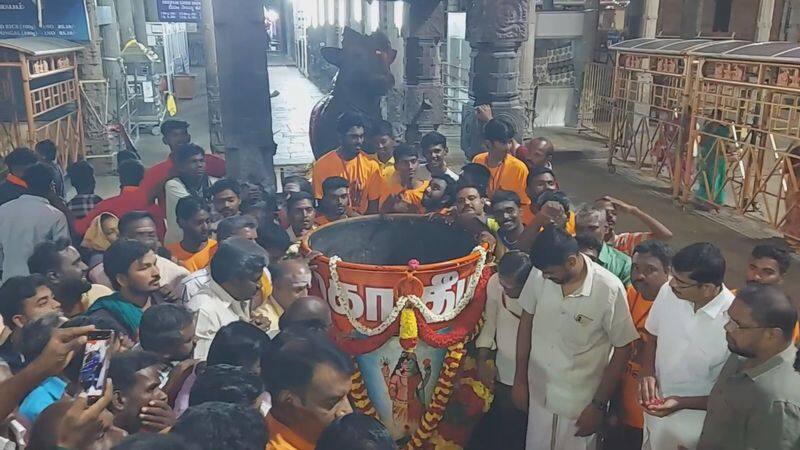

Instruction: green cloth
[695,122,731,206]
[84,292,143,336]
[698,345,800,450]
[598,243,631,287]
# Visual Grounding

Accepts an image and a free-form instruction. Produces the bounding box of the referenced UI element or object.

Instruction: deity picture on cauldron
[380,352,433,436]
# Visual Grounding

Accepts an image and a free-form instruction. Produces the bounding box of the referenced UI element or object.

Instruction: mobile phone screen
[79,330,114,398]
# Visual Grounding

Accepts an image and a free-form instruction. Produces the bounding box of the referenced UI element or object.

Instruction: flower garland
[328,246,487,338]
[349,365,378,419]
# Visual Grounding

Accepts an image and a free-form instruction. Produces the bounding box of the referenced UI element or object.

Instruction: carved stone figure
[309,27,397,159]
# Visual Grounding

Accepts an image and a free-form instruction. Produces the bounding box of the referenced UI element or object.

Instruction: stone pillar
[97,0,124,115]
[643,0,660,38]
[381,0,405,136]
[79,0,112,158]
[460,0,529,159]
[517,0,536,138]
[212,0,277,191]
[756,0,776,41]
[789,0,800,42]
[680,0,703,38]
[132,0,148,44]
[115,0,136,44]
[403,0,445,145]
[201,0,225,154]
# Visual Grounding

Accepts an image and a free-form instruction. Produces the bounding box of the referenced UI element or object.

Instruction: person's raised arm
[601,196,673,241]
[0,325,94,420]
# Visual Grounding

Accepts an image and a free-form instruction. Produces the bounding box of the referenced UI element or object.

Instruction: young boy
[366,144,429,214]
[365,120,397,173]
[472,118,531,211]
[418,131,459,181]
[66,161,103,220]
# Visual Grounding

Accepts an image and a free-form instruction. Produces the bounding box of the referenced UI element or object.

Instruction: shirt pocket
[559,307,603,354]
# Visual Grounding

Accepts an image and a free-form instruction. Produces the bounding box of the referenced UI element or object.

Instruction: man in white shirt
[187,237,268,359]
[474,251,532,449]
[638,242,734,450]
[417,131,460,181]
[512,226,638,450]
[164,144,217,245]
[0,164,69,281]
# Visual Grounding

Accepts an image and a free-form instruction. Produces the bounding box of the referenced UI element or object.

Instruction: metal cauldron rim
[299,214,486,273]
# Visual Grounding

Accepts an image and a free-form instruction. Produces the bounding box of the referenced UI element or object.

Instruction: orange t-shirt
[619,285,655,429]
[367,171,429,214]
[166,239,218,272]
[313,214,333,226]
[311,149,381,214]
[265,414,314,450]
[472,152,531,207]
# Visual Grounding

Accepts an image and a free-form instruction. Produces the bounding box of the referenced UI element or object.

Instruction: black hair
[103,239,152,290]
[256,221,292,255]
[216,215,259,242]
[4,147,38,172]
[316,413,396,450]
[367,119,394,139]
[160,120,189,137]
[261,331,354,397]
[0,274,51,330]
[113,433,195,450]
[459,163,490,193]
[35,139,58,161]
[173,144,205,164]
[322,176,349,197]
[171,402,267,450]
[210,237,268,284]
[286,191,315,210]
[527,165,556,187]
[393,143,419,161]
[116,150,140,165]
[139,304,194,353]
[108,350,163,393]
[751,244,791,275]
[189,364,264,407]
[282,176,313,195]
[420,131,447,151]
[19,313,62,361]
[491,189,521,207]
[535,190,572,213]
[66,161,95,191]
[576,232,603,254]
[455,182,487,199]
[28,238,72,276]
[211,178,241,197]
[207,321,270,370]
[483,118,516,142]
[530,226,580,270]
[497,251,533,286]
[176,196,210,222]
[736,284,798,337]
[22,163,55,196]
[632,240,674,272]
[430,174,457,206]
[119,211,157,236]
[118,159,145,187]
[672,242,726,286]
[336,112,366,135]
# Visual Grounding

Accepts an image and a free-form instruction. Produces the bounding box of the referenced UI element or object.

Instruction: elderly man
[574,205,631,286]
[187,237,268,359]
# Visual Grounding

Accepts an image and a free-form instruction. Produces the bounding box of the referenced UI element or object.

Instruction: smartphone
[79,330,115,399]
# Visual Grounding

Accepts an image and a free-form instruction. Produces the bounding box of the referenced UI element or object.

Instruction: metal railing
[578,62,614,138]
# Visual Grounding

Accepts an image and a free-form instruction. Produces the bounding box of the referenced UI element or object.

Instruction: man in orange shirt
[311,113,381,214]
[422,173,457,214]
[315,176,355,226]
[165,197,217,272]
[365,119,396,173]
[595,196,674,256]
[606,240,672,450]
[472,118,531,211]
[523,166,558,226]
[366,143,429,214]
[263,332,354,450]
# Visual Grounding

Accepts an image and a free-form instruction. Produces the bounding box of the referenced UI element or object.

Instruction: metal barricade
[578,62,614,138]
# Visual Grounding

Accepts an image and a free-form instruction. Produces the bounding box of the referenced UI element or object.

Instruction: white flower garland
[328,246,487,337]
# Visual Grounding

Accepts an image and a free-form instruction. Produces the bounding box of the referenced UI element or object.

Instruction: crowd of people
[0,106,798,450]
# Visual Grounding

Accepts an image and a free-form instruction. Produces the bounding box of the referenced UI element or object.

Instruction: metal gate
[578,62,614,138]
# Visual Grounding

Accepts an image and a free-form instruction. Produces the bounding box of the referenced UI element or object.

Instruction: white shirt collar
[697,285,734,319]
[567,254,596,298]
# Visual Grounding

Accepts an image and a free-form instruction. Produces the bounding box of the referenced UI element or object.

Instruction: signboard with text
[157,0,202,23]
[0,0,90,41]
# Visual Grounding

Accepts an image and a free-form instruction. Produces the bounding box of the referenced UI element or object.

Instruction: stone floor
[269,65,323,167]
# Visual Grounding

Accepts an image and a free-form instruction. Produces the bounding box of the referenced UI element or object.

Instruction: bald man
[519,137,554,170]
[269,259,312,311]
[278,296,332,333]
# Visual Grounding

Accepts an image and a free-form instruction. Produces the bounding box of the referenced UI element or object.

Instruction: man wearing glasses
[637,242,735,450]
